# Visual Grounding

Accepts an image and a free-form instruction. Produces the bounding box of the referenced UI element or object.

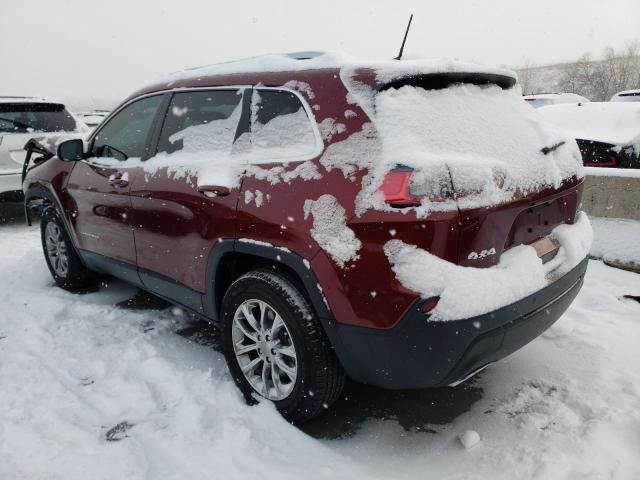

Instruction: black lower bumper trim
[331,258,588,389]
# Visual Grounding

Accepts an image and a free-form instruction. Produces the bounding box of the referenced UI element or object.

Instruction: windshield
[0,103,77,133]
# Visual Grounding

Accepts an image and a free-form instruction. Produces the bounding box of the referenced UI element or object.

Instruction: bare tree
[556,41,640,100]
[518,58,539,95]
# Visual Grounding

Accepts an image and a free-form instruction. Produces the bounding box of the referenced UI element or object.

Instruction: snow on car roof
[153,51,517,87]
[0,96,62,105]
[536,102,640,146]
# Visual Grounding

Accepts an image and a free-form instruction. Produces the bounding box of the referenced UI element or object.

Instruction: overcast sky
[1,0,638,109]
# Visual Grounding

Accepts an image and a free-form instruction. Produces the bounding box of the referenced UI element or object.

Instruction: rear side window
[156,89,243,155]
[0,103,77,133]
[241,89,318,160]
[612,92,640,102]
[92,95,163,161]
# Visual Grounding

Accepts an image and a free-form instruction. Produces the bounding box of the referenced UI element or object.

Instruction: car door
[128,88,247,311]
[65,94,164,272]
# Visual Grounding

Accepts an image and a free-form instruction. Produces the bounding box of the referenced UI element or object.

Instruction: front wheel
[40,208,95,290]
[221,269,345,424]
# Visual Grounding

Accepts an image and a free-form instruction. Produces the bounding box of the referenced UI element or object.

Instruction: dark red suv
[23,52,591,423]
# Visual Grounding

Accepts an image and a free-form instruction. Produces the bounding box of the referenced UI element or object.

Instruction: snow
[283,80,316,100]
[1,222,640,479]
[246,161,322,185]
[537,102,640,146]
[237,238,274,247]
[458,430,481,449]
[303,194,361,268]
[318,118,347,141]
[152,51,515,89]
[370,84,584,214]
[384,212,592,321]
[590,216,640,267]
[242,106,318,160]
[321,82,584,217]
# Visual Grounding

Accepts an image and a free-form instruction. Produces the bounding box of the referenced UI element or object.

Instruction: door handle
[198,185,230,197]
[108,173,129,188]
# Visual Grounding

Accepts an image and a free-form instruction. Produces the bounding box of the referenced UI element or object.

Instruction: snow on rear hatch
[373,81,584,213]
[370,76,586,263]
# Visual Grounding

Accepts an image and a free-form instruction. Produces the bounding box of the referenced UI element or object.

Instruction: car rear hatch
[0,102,80,175]
[373,72,585,269]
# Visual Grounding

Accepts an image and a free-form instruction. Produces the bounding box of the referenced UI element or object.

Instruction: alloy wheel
[44,222,69,278]
[231,298,298,401]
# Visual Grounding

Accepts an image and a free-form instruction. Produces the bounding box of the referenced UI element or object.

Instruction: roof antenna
[394,14,413,60]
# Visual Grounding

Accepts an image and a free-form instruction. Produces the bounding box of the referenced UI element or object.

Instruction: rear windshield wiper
[541,141,566,155]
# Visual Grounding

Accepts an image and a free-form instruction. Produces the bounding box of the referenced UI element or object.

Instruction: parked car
[537,102,640,168]
[610,89,640,102]
[23,52,590,423]
[76,110,111,129]
[0,97,88,203]
[523,92,590,108]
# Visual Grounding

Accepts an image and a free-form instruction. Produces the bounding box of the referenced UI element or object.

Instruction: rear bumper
[0,172,23,201]
[331,257,588,389]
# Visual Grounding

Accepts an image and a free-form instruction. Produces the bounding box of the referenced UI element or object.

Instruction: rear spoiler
[378,72,517,92]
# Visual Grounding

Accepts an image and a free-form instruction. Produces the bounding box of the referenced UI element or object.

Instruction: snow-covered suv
[0,97,87,203]
[23,52,592,423]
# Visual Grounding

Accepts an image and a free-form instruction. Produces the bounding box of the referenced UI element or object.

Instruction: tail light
[380,170,422,207]
[380,168,456,207]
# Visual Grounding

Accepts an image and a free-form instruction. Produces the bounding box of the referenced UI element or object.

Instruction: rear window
[157,89,244,155]
[236,89,318,160]
[371,83,583,209]
[0,103,77,133]
[612,92,640,102]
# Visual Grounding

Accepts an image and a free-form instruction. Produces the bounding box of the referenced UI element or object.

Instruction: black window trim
[86,92,168,163]
[86,85,323,166]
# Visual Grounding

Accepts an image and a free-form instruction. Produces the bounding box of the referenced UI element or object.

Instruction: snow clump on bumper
[384,212,593,321]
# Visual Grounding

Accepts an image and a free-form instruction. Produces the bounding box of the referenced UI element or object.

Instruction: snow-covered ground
[1,221,640,480]
[590,216,640,270]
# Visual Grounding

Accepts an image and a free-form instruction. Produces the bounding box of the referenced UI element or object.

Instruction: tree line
[518,42,640,101]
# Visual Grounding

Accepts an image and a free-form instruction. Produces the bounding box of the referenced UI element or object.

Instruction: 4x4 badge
[467,248,496,260]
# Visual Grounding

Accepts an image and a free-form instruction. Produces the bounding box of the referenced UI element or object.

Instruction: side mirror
[57,139,85,161]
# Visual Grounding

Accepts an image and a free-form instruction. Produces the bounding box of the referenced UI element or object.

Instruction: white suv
[0,97,88,202]
[610,89,640,102]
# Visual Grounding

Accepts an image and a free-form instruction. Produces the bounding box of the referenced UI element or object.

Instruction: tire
[40,208,95,290]
[221,269,346,424]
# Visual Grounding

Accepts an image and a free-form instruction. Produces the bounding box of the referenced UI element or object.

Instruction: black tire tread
[40,207,95,291]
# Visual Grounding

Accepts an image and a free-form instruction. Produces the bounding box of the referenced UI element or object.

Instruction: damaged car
[23,52,591,423]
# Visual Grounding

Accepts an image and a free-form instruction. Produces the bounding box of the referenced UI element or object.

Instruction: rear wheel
[40,208,95,290]
[221,269,345,424]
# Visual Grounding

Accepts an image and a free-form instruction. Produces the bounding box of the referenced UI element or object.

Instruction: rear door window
[0,103,77,133]
[240,89,319,161]
[91,95,163,161]
[156,89,244,155]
